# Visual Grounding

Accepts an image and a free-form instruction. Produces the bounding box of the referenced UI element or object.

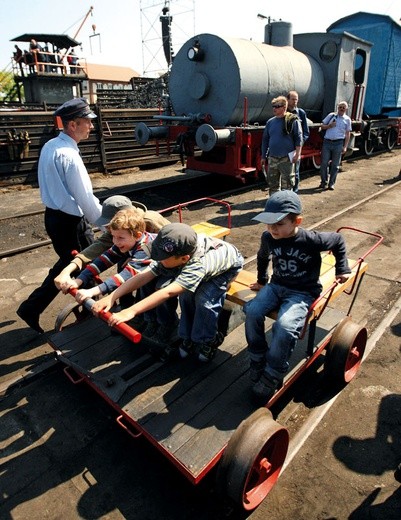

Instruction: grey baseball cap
[142,222,197,261]
[253,190,302,224]
[95,196,147,227]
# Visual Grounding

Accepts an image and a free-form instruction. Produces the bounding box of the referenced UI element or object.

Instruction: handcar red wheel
[324,316,367,384]
[54,301,91,332]
[216,407,289,511]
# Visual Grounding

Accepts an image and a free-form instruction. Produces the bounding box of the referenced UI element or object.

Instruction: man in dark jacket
[287,91,309,193]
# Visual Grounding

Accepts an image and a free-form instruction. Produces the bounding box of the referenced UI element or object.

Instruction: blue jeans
[179,265,242,343]
[143,275,179,326]
[320,139,343,187]
[244,283,314,381]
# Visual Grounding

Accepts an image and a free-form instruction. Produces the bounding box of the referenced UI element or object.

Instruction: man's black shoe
[16,304,44,334]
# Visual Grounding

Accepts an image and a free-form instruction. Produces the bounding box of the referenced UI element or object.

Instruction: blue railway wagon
[327,12,401,117]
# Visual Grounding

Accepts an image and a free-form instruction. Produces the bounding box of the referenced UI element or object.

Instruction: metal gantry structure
[139,0,195,77]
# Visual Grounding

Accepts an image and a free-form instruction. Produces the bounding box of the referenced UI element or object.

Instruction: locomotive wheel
[311,153,322,170]
[324,316,367,385]
[54,301,91,332]
[363,138,374,156]
[385,128,397,151]
[216,408,289,511]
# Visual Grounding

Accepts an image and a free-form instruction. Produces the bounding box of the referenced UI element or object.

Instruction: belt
[45,207,83,219]
[324,138,344,142]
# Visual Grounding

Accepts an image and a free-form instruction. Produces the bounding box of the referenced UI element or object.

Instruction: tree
[0,70,21,102]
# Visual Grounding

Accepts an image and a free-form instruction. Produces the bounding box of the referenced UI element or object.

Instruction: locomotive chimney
[264,20,293,47]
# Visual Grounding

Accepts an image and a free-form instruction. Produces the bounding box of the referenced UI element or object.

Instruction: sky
[1,0,399,77]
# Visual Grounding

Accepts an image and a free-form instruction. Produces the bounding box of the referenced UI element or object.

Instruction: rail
[159,197,232,229]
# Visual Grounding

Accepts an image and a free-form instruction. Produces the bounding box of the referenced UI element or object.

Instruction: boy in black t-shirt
[244,190,351,403]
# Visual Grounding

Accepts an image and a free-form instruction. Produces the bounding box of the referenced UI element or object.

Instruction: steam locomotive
[136,12,401,180]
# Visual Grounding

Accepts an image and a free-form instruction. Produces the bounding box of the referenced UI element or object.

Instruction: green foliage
[0,70,21,102]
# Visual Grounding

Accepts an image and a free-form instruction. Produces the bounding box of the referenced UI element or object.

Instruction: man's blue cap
[54,98,96,120]
[253,190,302,224]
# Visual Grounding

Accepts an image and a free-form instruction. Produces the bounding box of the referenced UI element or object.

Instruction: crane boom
[73,6,94,40]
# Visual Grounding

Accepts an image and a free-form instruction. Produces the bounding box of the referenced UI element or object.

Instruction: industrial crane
[72,6,94,40]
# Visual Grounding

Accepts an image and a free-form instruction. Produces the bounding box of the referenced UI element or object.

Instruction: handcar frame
[47,200,383,511]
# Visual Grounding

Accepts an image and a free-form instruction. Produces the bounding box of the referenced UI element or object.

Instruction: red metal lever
[68,287,142,344]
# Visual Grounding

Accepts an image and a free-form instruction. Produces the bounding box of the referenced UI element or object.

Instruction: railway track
[0,172,256,258]
[1,147,399,259]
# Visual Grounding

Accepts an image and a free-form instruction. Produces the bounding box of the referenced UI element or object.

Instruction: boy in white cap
[245,190,352,403]
[92,222,244,362]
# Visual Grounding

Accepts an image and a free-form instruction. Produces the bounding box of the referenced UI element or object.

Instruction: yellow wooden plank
[227,254,368,319]
[192,221,231,239]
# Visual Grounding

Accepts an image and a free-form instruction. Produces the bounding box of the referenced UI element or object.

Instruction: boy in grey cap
[55,196,169,292]
[245,190,352,403]
[92,222,244,362]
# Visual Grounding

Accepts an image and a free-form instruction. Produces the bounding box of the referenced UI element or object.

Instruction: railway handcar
[135,13,401,180]
[48,198,383,512]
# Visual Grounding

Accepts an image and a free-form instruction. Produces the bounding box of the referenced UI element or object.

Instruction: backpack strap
[283,112,299,135]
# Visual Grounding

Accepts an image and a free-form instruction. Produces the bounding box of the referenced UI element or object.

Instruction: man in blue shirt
[319,102,351,191]
[16,98,101,333]
[261,96,303,196]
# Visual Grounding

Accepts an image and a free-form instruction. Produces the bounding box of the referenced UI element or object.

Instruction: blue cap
[253,190,302,224]
[54,98,96,120]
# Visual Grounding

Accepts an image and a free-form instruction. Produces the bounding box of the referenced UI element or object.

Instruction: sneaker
[127,315,146,332]
[142,320,158,338]
[16,303,44,334]
[318,183,327,190]
[249,360,266,384]
[198,332,225,362]
[150,319,179,345]
[160,343,180,362]
[328,185,335,191]
[179,339,195,359]
[252,374,279,404]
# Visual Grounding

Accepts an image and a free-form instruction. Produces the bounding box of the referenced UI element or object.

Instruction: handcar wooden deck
[47,207,383,512]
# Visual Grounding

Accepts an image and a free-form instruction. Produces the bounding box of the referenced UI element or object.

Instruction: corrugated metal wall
[0,107,178,184]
